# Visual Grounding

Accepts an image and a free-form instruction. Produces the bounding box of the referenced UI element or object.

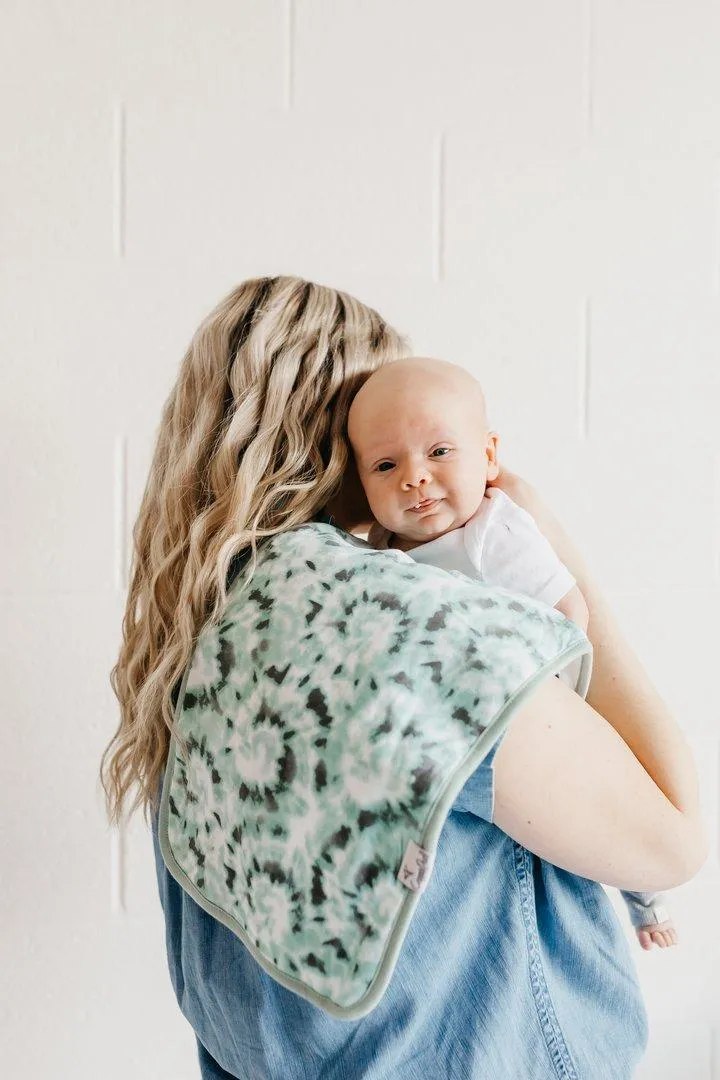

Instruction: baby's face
[348,359,499,550]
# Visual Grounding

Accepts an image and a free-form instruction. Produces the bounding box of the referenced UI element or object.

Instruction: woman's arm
[492,675,706,891]
[554,584,589,631]
[489,467,706,834]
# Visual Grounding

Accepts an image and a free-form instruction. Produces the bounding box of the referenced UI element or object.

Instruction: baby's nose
[400,463,431,489]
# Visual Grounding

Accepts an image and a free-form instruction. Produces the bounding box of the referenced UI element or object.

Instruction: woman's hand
[486,464,539,513]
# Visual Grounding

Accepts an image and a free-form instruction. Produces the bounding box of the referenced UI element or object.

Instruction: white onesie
[369,487,573,601]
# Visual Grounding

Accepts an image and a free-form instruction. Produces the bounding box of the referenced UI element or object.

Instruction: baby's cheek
[364,481,391,520]
[454,468,487,511]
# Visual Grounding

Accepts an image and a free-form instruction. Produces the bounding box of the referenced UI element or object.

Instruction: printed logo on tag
[398,840,433,892]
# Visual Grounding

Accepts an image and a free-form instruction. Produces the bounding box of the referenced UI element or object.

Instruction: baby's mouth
[408,498,440,513]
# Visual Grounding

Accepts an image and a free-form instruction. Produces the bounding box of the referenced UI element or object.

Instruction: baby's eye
[432,447,451,457]
[376,461,394,472]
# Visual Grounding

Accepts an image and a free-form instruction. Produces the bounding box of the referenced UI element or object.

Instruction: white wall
[1,2,718,1077]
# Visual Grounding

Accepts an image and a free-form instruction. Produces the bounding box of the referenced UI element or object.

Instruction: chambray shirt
[150,732,648,1080]
[150,525,648,1079]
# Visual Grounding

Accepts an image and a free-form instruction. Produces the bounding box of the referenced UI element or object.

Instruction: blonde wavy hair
[100,275,409,828]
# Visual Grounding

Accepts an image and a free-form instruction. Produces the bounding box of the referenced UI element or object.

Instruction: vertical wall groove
[432,131,445,282]
[714,453,720,583]
[109,821,126,914]
[580,298,591,439]
[114,435,128,594]
[284,0,295,111]
[112,102,126,258]
[584,0,595,136]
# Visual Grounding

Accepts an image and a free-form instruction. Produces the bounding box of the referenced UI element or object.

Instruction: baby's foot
[636,919,678,951]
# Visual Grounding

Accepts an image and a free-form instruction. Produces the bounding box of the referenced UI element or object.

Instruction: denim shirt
[150,732,648,1080]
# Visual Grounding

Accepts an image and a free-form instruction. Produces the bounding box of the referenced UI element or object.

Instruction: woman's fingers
[486,465,533,508]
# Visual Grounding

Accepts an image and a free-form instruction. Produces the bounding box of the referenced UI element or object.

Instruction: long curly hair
[100,275,409,827]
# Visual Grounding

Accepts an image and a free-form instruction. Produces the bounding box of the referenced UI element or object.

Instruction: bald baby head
[347,357,499,551]
[348,357,489,454]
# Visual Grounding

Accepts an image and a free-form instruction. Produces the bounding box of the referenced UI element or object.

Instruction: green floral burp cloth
[159,523,592,1019]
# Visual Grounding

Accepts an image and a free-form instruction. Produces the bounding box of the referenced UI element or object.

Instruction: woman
[101,275,708,1079]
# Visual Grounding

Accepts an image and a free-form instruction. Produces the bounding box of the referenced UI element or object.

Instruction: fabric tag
[397,840,433,892]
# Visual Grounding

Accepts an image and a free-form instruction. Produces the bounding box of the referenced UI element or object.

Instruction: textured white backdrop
[1,1,718,1077]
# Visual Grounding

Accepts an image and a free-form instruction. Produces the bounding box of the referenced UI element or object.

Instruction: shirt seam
[513,842,581,1080]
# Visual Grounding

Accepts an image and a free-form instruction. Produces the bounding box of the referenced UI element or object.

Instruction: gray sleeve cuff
[619,889,670,928]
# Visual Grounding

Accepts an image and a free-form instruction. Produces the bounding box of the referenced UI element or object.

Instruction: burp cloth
[158,522,592,1019]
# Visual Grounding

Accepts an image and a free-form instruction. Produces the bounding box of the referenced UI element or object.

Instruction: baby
[347,356,677,953]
